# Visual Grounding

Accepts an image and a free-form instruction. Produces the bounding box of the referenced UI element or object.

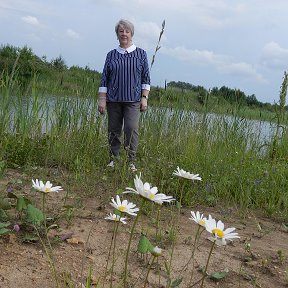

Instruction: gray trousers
[107,102,141,161]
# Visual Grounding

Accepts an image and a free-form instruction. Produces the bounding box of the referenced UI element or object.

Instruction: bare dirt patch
[0,169,287,288]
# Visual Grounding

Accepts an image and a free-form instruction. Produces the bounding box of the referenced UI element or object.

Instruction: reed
[0,75,287,218]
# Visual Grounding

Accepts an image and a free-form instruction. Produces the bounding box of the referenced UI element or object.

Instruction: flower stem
[143,256,155,288]
[166,205,177,287]
[188,240,216,288]
[200,240,216,288]
[155,205,161,243]
[102,223,115,288]
[39,193,60,287]
[110,221,120,288]
[42,193,46,232]
[179,181,185,208]
[185,226,203,285]
[123,212,140,287]
[34,226,59,288]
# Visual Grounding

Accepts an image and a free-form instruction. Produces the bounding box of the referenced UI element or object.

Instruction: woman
[98,19,150,172]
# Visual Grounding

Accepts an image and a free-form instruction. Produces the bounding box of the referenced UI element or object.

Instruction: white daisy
[205,218,240,246]
[32,179,63,193]
[173,167,202,181]
[110,195,139,216]
[105,213,127,224]
[124,174,174,205]
[189,211,207,227]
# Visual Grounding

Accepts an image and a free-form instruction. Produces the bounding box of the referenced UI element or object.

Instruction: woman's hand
[98,94,107,114]
[140,97,148,112]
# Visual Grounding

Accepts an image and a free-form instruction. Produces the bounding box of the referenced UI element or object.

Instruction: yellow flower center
[118,205,126,212]
[45,188,50,193]
[212,228,224,238]
[149,194,155,199]
[199,219,205,226]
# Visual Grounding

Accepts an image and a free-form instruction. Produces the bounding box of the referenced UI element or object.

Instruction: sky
[1,0,288,104]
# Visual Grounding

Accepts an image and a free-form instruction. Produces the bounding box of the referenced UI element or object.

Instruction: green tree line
[167,81,286,112]
[0,44,101,96]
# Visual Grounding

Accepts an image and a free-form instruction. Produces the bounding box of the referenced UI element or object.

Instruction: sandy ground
[0,169,288,288]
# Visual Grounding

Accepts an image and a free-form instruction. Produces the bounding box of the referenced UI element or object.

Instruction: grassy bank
[0,77,287,220]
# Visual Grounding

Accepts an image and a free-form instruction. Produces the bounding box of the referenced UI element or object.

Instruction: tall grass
[0,76,287,218]
[149,86,284,124]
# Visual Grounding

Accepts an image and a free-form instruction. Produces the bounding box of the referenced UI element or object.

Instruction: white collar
[116,44,136,54]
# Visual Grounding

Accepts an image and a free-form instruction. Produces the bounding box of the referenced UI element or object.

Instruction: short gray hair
[115,19,134,37]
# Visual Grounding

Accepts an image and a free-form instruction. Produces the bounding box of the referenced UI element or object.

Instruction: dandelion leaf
[26,204,44,225]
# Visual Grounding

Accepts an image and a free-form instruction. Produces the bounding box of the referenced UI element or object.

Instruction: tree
[246,94,260,106]
[51,55,67,71]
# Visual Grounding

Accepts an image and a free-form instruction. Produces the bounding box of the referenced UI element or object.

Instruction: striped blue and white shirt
[98,44,150,102]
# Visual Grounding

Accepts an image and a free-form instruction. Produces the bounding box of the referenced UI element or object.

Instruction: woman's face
[117,25,132,48]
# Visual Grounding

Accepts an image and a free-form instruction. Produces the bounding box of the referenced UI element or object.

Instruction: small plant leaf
[16,196,29,211]
[0,227,11,235]
[164,261,171,274]
[26,204,44,225]
[137,234,149,253]
[0,222,10,229]
[137,234,154,254]
[86,266,92,287]
[170,277,183,287]
[0,198,11,210]
[210,271,227,281]
[176,201,181,209]
[114,209,121,216]
[22,233,39,243]
[0,209,8,221]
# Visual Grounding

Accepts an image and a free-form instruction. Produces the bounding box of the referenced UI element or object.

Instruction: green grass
[0,79,287,220]
[149,86,283,124]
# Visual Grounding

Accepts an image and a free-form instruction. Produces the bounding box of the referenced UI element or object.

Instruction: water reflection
[0,94,280,146]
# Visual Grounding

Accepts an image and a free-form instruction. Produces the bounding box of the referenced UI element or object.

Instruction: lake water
[0,94,281,146]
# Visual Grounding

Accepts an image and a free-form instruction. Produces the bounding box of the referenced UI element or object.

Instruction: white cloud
[218,62,267,83]
[22,15,39,26]
[66,29,80,40]
[97,0,246,29]
[161,46,266,83]
[261,41,288,70]
[161,46,229,66]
